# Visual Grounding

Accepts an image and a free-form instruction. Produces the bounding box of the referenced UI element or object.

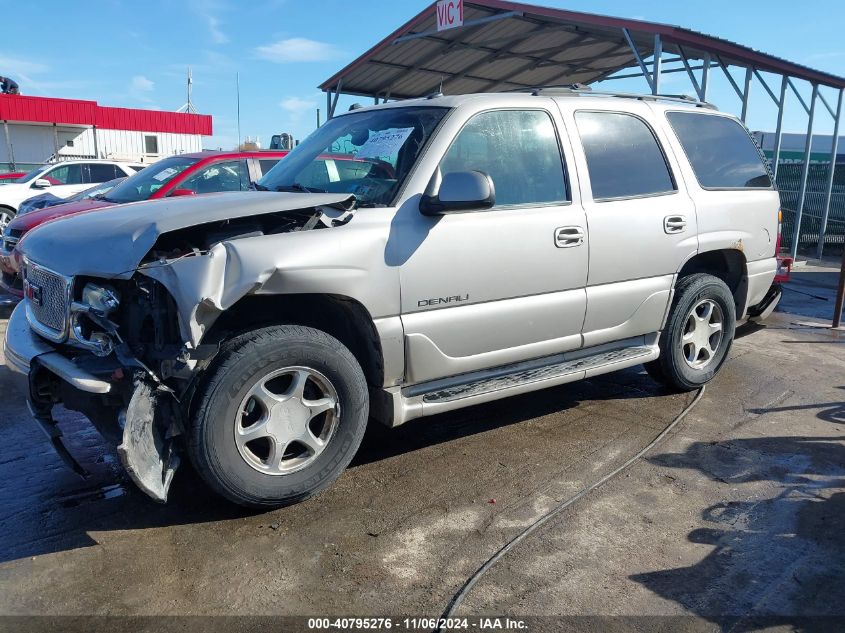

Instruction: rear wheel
[645,273,736,391]
[189,325,369,508]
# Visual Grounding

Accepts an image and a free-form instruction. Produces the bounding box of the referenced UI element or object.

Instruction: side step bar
[423,346,655,403]
[393,341,659,424]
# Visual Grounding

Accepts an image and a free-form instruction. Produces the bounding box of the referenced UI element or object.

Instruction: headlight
[81,283,120,315]
[69,283,121,356]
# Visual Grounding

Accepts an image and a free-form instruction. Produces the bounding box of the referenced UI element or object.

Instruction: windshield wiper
[275,183,325,194]
[252,182,269,191]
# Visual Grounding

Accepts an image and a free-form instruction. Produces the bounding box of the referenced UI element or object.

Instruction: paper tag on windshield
[355,127,414,160]
[153,167,179,182]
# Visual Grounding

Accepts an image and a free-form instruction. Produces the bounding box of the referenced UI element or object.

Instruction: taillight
[775,209,783,254]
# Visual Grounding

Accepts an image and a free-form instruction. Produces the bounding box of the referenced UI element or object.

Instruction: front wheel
[0,207,15,233]
[645,273,736,391]
[188,325,369,508]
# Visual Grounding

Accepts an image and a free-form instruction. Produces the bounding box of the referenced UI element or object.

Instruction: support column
[701,53,711,101]
[772,75,788,179]
[740,67,753,123]
[92,125,99,159]
[791,83,819,259]
[817,88,843,259]
[2,120,13,170]
[652,34,662,95]
[52,123,60,160]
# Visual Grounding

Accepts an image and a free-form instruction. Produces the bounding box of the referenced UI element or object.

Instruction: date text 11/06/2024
[307,617,528,630]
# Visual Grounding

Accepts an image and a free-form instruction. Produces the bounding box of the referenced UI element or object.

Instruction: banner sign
[436,0,464,31]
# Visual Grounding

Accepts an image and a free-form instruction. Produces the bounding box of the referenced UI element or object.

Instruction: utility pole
[236,72,242,150]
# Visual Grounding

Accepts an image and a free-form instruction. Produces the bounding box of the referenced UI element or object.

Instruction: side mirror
[170,188,196,197]
[33,179,52,189]
[419,170,495,216]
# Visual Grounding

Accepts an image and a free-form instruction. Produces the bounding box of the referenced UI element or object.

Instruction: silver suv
[4,90,781,507]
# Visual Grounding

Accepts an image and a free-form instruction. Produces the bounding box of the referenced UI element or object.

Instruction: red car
[0,150,288,297]
[0,172,25,182]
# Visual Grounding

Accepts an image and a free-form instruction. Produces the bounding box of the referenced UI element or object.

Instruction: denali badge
[418,294,469,307]
[25,281,43,307]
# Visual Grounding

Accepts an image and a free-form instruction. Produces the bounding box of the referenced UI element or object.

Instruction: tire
[0,207,16,233]
[188,325,369,508]
[645,273,736,391]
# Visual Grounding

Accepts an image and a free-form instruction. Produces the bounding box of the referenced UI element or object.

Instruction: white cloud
[255,38,344,63]
[0,53,48,82]
[190,0,229,44]
[206,15,228,44]
[129,75,155,102]
[280,96,318,114]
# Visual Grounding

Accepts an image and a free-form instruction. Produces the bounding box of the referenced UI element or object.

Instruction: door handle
[663,215,687,234]
[555,226,585,248]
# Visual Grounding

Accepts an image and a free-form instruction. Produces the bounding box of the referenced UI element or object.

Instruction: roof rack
[525,86,716,109]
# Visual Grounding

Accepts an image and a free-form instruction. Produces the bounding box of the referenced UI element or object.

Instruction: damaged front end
[10,193,357,502]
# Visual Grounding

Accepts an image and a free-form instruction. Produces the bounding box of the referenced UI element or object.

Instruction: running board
[421,345,655,403]
[385,340,661,426]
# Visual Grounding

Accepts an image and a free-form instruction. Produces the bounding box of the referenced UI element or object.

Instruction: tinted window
[575,111,675,200]
[259,159,280,176]
[440,110,567,206]
[87,163,120,183]
[177,160,249,194]
[667,112,772,189]
[42,164,83,185]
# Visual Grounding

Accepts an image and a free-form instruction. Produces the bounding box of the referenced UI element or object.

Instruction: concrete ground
[777,257,843,323]
[0,286,843,630]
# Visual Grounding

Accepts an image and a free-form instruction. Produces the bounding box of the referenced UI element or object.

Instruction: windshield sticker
[153,167,179,182]
[355,127,414,159]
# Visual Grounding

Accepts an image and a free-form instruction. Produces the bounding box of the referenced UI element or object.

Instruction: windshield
[104,156,198,203]
[14,164,52,184]
[258,106,448,207]
[68,177,125,201]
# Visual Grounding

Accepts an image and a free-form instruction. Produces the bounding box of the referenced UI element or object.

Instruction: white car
[0,160,145,229]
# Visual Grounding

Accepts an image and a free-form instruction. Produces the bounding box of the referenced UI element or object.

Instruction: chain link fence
[777,160,845,256]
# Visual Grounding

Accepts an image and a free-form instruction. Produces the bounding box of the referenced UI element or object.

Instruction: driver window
[177,160,249,194]
[440,110,568,207]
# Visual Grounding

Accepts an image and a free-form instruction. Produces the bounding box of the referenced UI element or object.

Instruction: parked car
[4,91,781,508]
[17,177,126,216]
[0,159,145,229]
[0,151,289,298]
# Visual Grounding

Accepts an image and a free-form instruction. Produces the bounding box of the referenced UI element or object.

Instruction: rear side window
[87,163,121,183]
[666,112,772,189]
[440,109,568,207]
[575,111,675,200]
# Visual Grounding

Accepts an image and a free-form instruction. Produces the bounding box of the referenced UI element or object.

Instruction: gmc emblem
[25,281,43,307]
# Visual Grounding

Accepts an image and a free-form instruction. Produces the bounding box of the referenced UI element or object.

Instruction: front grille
[24,261,70,335]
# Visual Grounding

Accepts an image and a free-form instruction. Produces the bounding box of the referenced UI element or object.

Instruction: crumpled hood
[19,191,355,278]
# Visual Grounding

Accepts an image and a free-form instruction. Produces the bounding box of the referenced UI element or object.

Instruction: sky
[1,0,844,150]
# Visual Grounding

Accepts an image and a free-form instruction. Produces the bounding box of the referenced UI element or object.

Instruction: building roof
[319,0,845,99]
[0,94,212,135]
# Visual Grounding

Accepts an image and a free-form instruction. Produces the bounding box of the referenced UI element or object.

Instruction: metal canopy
[319,0,845,101]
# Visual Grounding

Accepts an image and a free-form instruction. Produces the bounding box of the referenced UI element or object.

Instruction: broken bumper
[748,283,782,321]
[3,301,112,394]
[4,301,179,503]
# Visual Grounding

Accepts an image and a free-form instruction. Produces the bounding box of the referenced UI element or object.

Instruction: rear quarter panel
[657,107,780,264]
